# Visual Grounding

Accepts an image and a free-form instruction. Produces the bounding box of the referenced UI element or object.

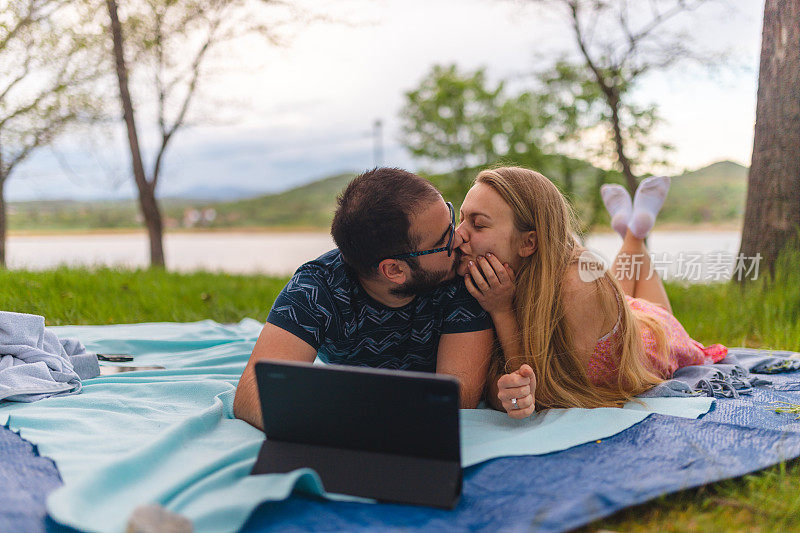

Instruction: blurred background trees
[1,0,332,268]
[0,0,102,266]
[103,0,320,266]
[399,64,506,198]
[399,0,728,234]
[524,0,722,195]
[5,0,793,278]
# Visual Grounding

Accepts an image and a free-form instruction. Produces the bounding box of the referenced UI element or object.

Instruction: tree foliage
[523,0,721,193]
[0,0,102,265]
[398,59,647,220]
[400,64,505,196]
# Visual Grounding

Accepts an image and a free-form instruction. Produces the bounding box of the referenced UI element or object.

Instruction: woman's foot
[629,176,671,239]
[600,184,632,239]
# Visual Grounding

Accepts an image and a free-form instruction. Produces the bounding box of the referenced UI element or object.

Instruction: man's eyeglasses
[386,202,455,261]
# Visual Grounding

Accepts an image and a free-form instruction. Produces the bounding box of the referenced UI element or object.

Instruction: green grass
[1,245,798,531]
[584,461,800,532]
[0,267,288,325]
[666,247,800,353]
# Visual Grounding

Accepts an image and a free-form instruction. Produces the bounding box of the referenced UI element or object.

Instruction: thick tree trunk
[0,177,6,268]
[138,183,165,267]
[739,0,800,278]
[106,0,165,267]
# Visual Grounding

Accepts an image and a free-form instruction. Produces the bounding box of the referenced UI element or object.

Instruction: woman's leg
[610,234,637,297]
[611,229,672,313]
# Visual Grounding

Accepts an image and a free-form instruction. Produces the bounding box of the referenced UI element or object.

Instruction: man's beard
[390,255,458,297]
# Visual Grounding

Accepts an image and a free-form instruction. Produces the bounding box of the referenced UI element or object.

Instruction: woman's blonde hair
[477,167,669,408]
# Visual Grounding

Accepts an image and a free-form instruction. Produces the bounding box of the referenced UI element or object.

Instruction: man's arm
[436,328,494,408]
[233,322,317,430]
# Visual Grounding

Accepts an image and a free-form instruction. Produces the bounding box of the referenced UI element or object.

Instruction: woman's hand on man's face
[497,364,536,419]
[464,252,516,316]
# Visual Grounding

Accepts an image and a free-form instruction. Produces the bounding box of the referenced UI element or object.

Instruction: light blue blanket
[0,319,713,533]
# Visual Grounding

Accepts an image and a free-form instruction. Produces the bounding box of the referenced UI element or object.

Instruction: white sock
[600,184,632,239]
[629,176,671,239]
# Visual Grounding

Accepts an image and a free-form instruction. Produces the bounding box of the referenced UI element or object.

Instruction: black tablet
[251,360,462,508]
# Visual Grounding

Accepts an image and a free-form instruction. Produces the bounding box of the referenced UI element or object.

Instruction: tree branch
[619,0,708,67]
[151,13,224,189]
[568,0,613,95]
[5,110,77,176]
[0,52,33,103]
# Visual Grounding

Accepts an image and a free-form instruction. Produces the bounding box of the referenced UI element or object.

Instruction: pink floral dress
[587,294,728,387]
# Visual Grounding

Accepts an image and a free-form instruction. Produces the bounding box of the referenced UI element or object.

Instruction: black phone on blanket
[250,360,462,509]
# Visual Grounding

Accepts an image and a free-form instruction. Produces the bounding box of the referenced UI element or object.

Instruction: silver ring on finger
[511,397,519,409]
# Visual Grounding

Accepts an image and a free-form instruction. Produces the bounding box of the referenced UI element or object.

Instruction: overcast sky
[8,0,764,201]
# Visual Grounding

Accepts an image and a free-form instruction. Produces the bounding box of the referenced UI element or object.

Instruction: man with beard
[234,168,494,430]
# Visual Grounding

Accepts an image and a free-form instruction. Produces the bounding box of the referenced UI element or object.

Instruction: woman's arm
[486,310,522,410]
[466,254,535,418]
[490,309,523,370]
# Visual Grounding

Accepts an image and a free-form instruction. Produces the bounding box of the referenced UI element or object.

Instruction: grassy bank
[1,251,799,530]
[0,267,288,325]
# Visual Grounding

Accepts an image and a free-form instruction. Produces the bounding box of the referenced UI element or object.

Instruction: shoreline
[587,221,743,234]
[9,221,742,238]
[8,226,333,238]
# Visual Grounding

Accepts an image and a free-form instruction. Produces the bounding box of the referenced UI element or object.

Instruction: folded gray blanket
[0,311,99,402]
[726,348,800,374]
[640,347,800,399]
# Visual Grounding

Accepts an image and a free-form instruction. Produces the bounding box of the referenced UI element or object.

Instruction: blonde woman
[455,167,727,418]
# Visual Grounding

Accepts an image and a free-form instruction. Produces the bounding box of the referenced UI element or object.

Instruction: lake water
[7,230,747,282]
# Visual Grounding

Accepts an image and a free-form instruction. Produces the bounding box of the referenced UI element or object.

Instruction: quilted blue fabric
[3,369,800,532]
[0,427,61,533]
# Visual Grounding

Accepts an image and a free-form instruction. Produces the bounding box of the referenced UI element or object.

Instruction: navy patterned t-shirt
[266,249,493,373]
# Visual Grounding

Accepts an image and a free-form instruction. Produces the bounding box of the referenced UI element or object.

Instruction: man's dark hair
[331,167,441,277]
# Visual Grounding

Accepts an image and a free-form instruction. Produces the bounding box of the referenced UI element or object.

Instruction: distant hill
[207,173,356,228]
[659,160,748,224]
[421,158,748,229]
[8,162,747,232]
[164,185,268,201]
[7,197,204,232]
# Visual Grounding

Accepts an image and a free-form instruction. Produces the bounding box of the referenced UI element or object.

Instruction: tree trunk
[106,0,165,267]
[739,0,800,278]
[606,91,638,196]
[456,166,471,199]
[0,177,6,268]
[583,168,606,234]
[561,157,574,199]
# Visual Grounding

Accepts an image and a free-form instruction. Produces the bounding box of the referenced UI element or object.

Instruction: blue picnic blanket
[0,319,713,533]
[7,377,799,533]
[242,365,800,533]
